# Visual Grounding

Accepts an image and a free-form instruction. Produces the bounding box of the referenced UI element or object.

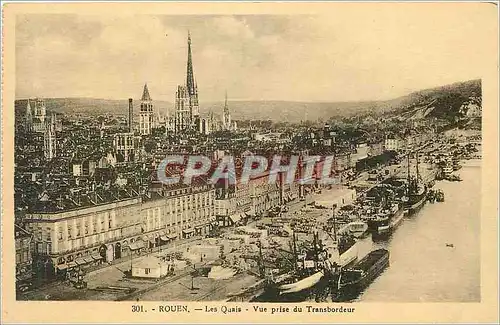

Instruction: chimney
[128,98,133,133]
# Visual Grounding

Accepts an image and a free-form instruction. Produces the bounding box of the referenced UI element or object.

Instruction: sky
[15,6,494,102]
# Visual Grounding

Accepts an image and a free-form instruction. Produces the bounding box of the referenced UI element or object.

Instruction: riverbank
[357,161,481,302]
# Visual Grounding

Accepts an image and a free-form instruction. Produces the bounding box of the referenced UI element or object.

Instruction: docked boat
[253,207,359,303]
[364,183,405,237]
[406,180,427,214]
[374,202,405,238]
[324,233,358,268]
[346,221,369,238]
[333,249,390,302]
[278,271,325,296]
[442,165,454,176]
[405,152,428,215]
[251,232,335,302]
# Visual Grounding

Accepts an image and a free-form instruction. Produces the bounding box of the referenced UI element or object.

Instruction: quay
[16,135,480,302]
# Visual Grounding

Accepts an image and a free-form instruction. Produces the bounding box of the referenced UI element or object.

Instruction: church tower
[44,114,57,160]
[139,83,154,135]
[24,99,33,132]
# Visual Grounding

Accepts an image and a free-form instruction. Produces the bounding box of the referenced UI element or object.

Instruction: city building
[368,141,384,156]
[384,137,406,152]
[24,181,216,279]
[132,256,169,278]
[15,224,33,285]
[214,173,252,227]
[248,170,281,217]
[139,84,154,135]
[144,181,216,241]
[24,98,46,133]
[113,133,140,163]
[25,197,142,279]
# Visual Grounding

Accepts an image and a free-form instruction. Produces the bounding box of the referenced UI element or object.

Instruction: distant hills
[382,79,481,120]
[15,79,481,124]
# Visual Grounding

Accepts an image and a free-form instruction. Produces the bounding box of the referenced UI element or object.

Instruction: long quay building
[24,182,216,279]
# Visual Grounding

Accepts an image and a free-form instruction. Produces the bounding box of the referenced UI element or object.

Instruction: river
[355,159,481,302]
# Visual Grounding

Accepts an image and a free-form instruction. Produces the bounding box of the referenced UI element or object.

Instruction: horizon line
[14,78,481,104]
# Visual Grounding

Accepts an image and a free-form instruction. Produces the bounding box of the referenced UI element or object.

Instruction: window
[67,226,72,239]
[145,268,151,275]
[58,228,63,240]
[85,223,89,235]
[76,224,81,237]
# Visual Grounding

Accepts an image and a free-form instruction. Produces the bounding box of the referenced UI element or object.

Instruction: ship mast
[258,241,265,278]
[313,231,319,268]
[332,204,337,242]
[416,150,420,181]
[292,232,298,272]
[407,153,411,195]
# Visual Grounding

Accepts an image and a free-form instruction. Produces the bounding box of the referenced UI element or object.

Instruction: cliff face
[389,79,481,123]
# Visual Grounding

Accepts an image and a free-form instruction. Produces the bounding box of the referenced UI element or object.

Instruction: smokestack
[128,98,133,133]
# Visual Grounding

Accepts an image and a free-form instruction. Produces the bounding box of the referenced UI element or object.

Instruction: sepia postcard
[1,1,499,324]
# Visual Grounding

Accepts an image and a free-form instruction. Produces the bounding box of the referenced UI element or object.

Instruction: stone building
[139,84,154,135]
[24,182,216,279]
[15,224,33,285]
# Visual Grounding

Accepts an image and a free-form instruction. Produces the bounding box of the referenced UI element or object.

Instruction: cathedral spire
[222,90,231,130]
[224,90,228,111]
[186,31,196,96]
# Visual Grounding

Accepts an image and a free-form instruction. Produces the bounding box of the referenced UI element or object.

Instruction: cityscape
[14,13,483,303]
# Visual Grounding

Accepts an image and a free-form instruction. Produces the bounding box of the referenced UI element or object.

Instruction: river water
[356,160,481,302]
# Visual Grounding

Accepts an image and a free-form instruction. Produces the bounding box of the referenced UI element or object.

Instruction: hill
[15,79,481,124]
[384,79,481,121]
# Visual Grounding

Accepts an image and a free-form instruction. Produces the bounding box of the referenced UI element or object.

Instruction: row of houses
[16,168,303,282]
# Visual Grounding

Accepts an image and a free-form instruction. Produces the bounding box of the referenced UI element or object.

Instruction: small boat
[427,190,436,203]
[435,190,445,202]
[446,243,454,248]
